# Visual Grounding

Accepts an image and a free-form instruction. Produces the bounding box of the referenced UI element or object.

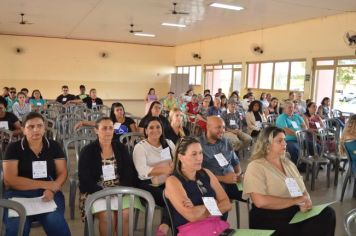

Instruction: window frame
[176,65,202,85]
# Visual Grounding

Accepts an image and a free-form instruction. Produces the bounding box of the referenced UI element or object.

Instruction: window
[247,59,306,91]
[176,65,202,85]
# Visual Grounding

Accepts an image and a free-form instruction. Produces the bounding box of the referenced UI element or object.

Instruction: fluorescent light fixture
[133,32,156,37]
[162,22,186,28]
[210,2,244,11]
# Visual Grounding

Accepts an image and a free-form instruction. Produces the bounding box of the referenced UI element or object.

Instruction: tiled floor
[31,155,356,236]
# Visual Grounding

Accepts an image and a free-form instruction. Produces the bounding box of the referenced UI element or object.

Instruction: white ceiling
[0,0,355,46]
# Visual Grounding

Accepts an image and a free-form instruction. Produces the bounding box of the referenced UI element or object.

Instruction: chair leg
[235,201,240,229]
[311,163,317,191]
[134,209,140,230]
[69,180,77,220]
[341,173,351,202]
[326,163,331,188]
[334,159,340,187]
[353,178,356,198]
[305,164,310,181]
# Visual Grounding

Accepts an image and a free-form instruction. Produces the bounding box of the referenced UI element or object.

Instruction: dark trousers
[138,180,170,226]
[221,183,244,221]
[249,205,335,236]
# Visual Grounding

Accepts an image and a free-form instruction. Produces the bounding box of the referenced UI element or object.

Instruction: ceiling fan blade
[176,11,189,15]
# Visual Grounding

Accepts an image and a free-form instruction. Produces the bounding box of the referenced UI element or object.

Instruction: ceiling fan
[129,24,142,33]
[171,2,189,15]
[19,13,33,25]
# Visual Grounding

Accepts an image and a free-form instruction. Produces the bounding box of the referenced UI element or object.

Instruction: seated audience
[260,92,269,109]
[183,89,194,102]
[303,102,324,133]
[3,112,71,236]
[246,101,267,138]
[186,94,199,121]
[145,88,159,115]
[199,117,244,219]
[165,108,190,144]
[2,86,9,97]
[29,89,47,112]
[220,94,228,113]
[177,95,187,113]
[241,92,254,111]
[163,91,178,112]
[20,88,30,103]
[280,91,297,114]
[55,85,77,105]
[317,97,345,129]
[133,117,175,236]
[203,89,211,96]
[165,137,232,235]
[221,98,252,152]
[207,97,222,117]
[138,101,170,133]
[0,97,22,135]
[276,101,306,164]
[215,88,224,97]
[340,114,356,172]
[5,87,18,112]
[243,126,335,236]
[264,97,279,116]
[78,117,138,236]
[295,91,307,115]
[242,88,253,99]
[196,97,210,132]
[229,91,239,100]
[83,88,103,109]
[76,85,89,100]
[12,92,31,122]
[205,94,214,107]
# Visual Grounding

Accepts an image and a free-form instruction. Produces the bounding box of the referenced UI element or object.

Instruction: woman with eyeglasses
[78,117,139,236]
[164,137,231,235]
[12,92,31,122]
[138,101,170,134]
[243,126,335,236]
[165,108,190,144]
[133,116,175,236]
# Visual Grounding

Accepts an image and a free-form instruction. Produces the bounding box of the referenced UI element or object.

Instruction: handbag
[177,216,230,236]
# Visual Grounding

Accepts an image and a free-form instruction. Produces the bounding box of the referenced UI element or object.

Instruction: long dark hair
[144,101,161,118]
[173,136,203,179]
[321,97,330,106]
[143,116,169,149]
[110,102,125,122]
[304,102,315,117]
[204,94,214,107]
[31,89,43,99]
[147,88,155,95]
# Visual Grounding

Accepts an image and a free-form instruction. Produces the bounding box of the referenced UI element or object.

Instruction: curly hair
[340,114,356,155]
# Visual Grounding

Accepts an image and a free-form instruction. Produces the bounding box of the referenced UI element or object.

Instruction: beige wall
[175,12,356,100]
[0,35,175,101]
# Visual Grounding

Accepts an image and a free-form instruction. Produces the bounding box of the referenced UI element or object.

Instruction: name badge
[202,197,222,216]
[229,120,236,126]
[315,122,321,128]
[256,121,262,128]
[36,102,42,106]
[290,121,298,129]
[62,97,67,102]
[285,177,303,197]
[214,153,229,167]
[102,164,116,181]
[0,121,9,130]
[32,161,47,179]
[160,147,171,160]
[92,102,96,107]
[114,122,121,130]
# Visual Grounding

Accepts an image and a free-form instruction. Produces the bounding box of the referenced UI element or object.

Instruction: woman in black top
[138,101,170,133]
[78,117,138,236]
[165,137,231,235]
[165,107,190,145]
[3,112,71,236]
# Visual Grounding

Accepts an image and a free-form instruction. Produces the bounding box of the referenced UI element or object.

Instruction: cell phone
[220,228,236,236]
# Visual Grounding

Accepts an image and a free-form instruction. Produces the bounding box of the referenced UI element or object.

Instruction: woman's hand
[299,197,312,212]
[74,121,83,130]
[42,189,54,202]
[44,181,61,193]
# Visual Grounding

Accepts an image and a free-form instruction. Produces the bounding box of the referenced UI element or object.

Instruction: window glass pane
[259,63,273,89]
[177,67,183,74]
[189,66,196,85]
[196,66,202,85]
[273,62,289,90]
[316,60,334,66]
[233,64,242,69]
[338,59,356,65]
[223,65,233,69]
[205,65,213,70]
[290,61,306,91]
[183,67,189,74]
[214,65,223,69]
[247,63,259,88]
[233,71,242,92]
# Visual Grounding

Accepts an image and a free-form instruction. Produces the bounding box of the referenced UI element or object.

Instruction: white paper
[202,197,222,216]
[102,164,116,181]
[160,147,171,160]
[214,153,229,167]
[62,97,67,102]
[291,121,298,129]
[285,177,303,197]
[114,122,121,130]
[0,121,9,130]
[8,197,57,217]
[92,102,97,107]
[32,161,47,179]
[315,122,321,128]
[229,120,236,126]
[256,121,262,129]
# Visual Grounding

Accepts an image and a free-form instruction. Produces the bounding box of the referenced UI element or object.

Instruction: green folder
[232,229,275,236]
[289,201,335,224]
[236,182,243,191]
[91,195,145,214]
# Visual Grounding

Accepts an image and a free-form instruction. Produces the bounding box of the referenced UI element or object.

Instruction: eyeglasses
[10,91,16,94]
[197,179,207,195]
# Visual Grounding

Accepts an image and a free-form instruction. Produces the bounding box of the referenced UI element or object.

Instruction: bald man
[199,116,244,212]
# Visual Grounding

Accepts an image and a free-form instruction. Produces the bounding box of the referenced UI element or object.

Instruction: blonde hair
[250,126,286,161]
[340,115,356,155]
[169,107,186,138]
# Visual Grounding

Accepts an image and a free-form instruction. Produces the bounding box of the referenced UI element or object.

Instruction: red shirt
[186,102,199,114]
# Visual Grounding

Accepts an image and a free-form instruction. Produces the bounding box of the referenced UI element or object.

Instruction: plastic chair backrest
[318,128,338,155]
[345,208,356,236]
[344,139,356,174]
[162,191,177,236]
[0,199,26,236]
[267,114,277,124]
[85,186,155,236]
[119,132,145,155]
[295,130,318,160]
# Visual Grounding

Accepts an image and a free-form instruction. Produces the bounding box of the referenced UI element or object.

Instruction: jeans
[3,189,71,236]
